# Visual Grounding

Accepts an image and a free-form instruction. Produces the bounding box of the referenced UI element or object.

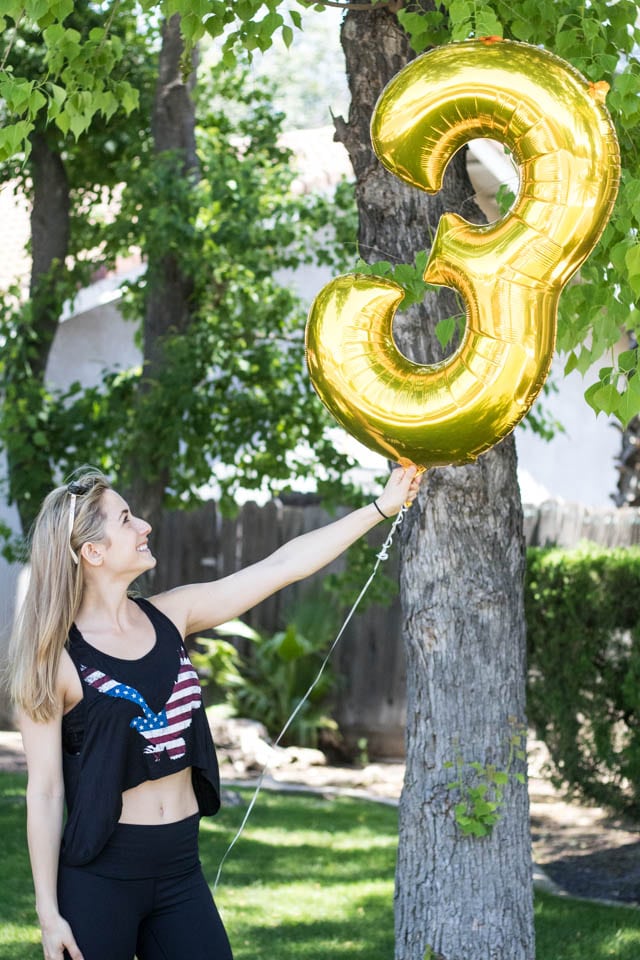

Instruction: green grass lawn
[1,773,639,959]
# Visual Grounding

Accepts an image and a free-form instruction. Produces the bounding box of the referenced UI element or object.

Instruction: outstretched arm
[152,465,422,636]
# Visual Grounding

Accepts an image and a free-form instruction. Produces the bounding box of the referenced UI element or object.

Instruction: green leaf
[25,0,51,21]
[281,24,293,47]
[27,88,47,116]
[0,1,25,19]
[592,383,620,416]
[214,619,262,643]
[472,800,497,817]
[625,245,640,295]
[54,110,70,135]
[270,625,310,662]
[69,112,88,140]
[120,83,139,115]
[618,348,638,373]
[435,315,457,350]
[617,381,640,427]
[474,9,503,38]
[584,381,603,414]
[48,82,66,107]
[563,352,578,376]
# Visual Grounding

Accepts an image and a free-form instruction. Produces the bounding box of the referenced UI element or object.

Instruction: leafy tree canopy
[2,0,638,424]
[0,45,357,550]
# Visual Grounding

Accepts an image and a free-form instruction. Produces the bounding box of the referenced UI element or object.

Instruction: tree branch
[307,0,404,11]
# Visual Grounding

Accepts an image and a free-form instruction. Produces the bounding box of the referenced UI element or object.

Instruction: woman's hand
[375,465,423,518]
[40,912,84,960]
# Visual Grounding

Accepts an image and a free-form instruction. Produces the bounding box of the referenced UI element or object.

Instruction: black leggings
[58,814,233,960]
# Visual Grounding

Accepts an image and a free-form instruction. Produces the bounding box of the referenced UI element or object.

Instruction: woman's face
[86,488,156,577]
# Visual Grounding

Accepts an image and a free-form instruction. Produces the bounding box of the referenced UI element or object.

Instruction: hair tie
[373,500,390,520]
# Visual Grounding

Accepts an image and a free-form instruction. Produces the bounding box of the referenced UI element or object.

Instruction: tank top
[60,597,220,867]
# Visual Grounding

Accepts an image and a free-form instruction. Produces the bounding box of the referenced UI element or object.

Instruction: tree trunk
[337,9,534,959]
[128,14,198,530]
[6,131,70,532]
[29,131,70,371]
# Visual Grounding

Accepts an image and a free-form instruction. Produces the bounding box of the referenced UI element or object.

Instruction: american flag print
[80,649,202,760]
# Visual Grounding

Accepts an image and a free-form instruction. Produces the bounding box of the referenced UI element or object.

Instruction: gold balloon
[305,39,620,468]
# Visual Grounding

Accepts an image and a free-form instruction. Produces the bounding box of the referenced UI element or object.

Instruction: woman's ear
[80,541,105,567]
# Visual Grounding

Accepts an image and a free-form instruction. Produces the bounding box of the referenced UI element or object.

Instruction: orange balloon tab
[589,80,610,104]
[305,40,620,469]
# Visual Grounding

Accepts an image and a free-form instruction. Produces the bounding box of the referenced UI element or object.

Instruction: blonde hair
[7,471,112,722]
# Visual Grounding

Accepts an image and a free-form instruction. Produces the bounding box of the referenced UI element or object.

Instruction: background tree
[0,0,154,531]
[0,5,356,553]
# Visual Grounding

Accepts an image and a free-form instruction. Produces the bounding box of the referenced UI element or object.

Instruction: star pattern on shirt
[80,649,202,760]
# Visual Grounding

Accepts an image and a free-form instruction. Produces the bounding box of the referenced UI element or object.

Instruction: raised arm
[20,653,84,960]
[152,465,422,636]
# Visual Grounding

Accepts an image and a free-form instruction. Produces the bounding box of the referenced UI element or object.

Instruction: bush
[193,592,340,747]
[525,544,640,817]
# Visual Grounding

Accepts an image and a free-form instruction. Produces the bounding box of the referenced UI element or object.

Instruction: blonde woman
[8,465,421,960]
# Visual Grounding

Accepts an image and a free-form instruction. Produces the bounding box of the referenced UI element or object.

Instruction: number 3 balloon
[305,39,620,468]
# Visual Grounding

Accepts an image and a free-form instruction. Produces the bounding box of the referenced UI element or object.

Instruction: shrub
[525,543,640,817]
[193,592,340,747]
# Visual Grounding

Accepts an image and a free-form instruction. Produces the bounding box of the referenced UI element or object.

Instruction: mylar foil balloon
[305,39,620,467]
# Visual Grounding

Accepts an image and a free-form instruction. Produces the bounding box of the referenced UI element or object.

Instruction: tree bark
[337,8,534,959]
[6,131,70,532]
[145,12,199,374]
[128,14,198,529]
[29,131,70,372]
[613,413,640,507]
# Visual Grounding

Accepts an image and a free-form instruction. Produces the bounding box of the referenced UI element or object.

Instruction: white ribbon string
[213,503,408,893]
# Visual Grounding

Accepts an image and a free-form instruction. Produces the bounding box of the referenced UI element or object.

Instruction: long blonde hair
[7,471,112,722]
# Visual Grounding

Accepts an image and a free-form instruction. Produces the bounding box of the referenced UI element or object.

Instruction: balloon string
[212,503,409,894]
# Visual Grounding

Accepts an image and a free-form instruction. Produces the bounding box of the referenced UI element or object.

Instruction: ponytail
[7,472,111,722]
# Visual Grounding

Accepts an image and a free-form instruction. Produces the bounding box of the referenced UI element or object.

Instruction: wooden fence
[148,497,640,759]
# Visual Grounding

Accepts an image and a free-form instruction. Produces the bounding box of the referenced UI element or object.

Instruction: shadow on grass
[3,776,640,960]
[535,890,640,960]
[227,895,395,960]
[200,789,398,885]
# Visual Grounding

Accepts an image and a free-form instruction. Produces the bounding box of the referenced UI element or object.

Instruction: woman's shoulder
[134,593,186,641]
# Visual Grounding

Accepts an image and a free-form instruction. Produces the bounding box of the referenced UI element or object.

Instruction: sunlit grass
[2,774,640,959]
[534,889,640,960]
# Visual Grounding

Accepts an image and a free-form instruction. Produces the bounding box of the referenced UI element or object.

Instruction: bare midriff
[119,767,199,824]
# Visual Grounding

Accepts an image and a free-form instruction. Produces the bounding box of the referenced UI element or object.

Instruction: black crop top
[60,597,220,866]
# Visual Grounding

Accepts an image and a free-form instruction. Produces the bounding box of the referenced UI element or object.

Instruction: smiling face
[80,489,156,578]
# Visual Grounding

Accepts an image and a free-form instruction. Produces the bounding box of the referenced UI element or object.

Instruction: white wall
[516,370,620,507]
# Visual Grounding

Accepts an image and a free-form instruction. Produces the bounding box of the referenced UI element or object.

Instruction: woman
[8,464,421,960]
